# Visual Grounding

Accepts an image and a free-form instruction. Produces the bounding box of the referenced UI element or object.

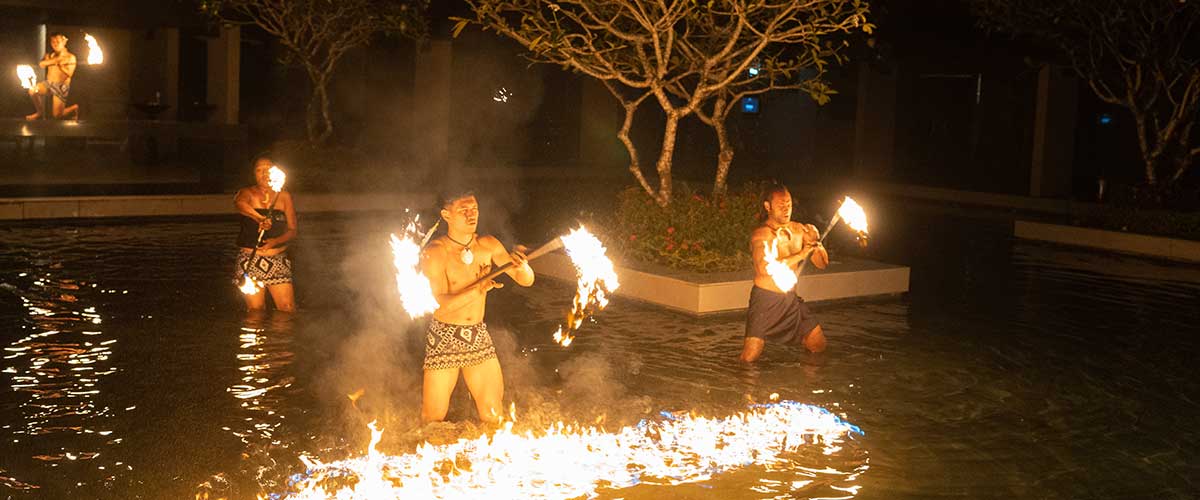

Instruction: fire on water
[274,401,864,499]
[552,226,619,347]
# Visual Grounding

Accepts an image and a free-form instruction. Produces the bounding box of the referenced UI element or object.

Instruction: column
[1029,64,1078,198]
[206,25,240,125]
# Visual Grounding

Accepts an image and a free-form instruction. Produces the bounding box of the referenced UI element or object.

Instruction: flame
[84,34,103,65]
[17,65,35,89]
[837,197,868,235]
[554,226,619,346]
[267,166,286,193]
[275,401,863,499]
[390,223,439,318]
[238,275,262,295]
[763,239,797,292]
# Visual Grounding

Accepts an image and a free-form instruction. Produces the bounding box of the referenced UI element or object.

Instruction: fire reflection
[223,312,296,446]
[1,269,123,489]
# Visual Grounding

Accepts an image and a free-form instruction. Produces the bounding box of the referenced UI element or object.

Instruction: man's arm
[782,223,828,269]
[750,227,773,277]
[485,236,534,287]
[422,243,495,314]
[260,192,298,249]
[60,54,76,78]
[37,53,59,68]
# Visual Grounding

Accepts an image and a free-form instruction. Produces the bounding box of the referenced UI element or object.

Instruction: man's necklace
[446,233,476,265]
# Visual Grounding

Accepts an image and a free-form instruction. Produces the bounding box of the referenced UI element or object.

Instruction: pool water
[1,206,1198,499]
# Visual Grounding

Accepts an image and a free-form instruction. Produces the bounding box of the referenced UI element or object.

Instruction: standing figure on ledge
[741,183,829,363]
[234,155,298,312]
[27,32,79,120]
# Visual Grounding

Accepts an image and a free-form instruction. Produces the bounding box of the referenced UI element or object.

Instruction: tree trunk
[654,112,681,207]
[616,101,656,202]
[1131,111,1159,186]
[306,72,333,144]
[711,97,734,197]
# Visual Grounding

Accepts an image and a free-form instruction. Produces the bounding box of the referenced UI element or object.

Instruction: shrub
[597,184,766,272]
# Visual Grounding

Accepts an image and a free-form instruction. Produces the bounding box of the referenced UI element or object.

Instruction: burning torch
[795,196,869,277]
[459,236,566,293]
[238,166,287,294]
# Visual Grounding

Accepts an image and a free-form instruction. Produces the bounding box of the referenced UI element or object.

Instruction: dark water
[1,206,1198,499]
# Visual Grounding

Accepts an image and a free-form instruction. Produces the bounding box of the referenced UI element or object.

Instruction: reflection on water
[0,268,126,491]
[225,312,296,446]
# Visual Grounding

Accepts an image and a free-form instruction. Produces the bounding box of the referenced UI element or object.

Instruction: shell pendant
[461,247,474,265]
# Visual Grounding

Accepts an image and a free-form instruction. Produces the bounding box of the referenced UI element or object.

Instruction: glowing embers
[277,401,862,499]
[551,226,619,347]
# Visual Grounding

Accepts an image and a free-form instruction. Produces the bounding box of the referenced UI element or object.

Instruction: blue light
[748,67,760,77]
[1098,113,1113,125]
[741,96,759,113]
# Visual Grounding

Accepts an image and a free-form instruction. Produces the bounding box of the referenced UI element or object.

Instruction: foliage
[969,0,1200,189]
[201,0,428,144]
[597,184,768,272]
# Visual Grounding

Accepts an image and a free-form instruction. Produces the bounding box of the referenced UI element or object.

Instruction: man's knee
[739,337,764,363]
[804,325,826,353]
[421,405,448,423]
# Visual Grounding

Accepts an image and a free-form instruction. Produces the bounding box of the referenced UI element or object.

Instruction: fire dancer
[741,184,828,362]
[26,33,79,120]
[420,189,533,424]
[234,156,297,312]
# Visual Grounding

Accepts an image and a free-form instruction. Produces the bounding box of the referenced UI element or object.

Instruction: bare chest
[441,245,492,291]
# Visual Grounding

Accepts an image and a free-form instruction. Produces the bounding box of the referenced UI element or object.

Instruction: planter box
[1015,221,1200,263]
[530,253,909,315]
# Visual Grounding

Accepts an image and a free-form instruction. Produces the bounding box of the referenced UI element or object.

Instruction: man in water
[740,183,829,362]
[420,189,533,424]
[27,32,79,120]
[234,155,297,312]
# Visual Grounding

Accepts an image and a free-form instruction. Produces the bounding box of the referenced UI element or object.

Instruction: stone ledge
[0,192,433,220]
[530,252,909,315]
[1014,221,1200,263]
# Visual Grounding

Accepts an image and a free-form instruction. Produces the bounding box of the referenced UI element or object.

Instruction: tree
[202,0,428,144]
[460,0,871,204]
[458,0,694,207]
[970,0,1200,188]
[668,1,872,195]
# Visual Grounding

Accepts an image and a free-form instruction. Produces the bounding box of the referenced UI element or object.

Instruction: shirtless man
[740,184,829,363]
[234,156,298,312]
[27,33,79,120]
[420,189,534,424]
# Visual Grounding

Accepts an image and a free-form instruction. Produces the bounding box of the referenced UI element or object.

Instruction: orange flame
[238,275,262,295]
[763,238,797,292]
[390,222,438,318]
[17,65,35,89]
[276,402,863,498]
[84,34,103,65]
[267,166,286,193]
[554,226,619,346]
[837,197,868,235]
